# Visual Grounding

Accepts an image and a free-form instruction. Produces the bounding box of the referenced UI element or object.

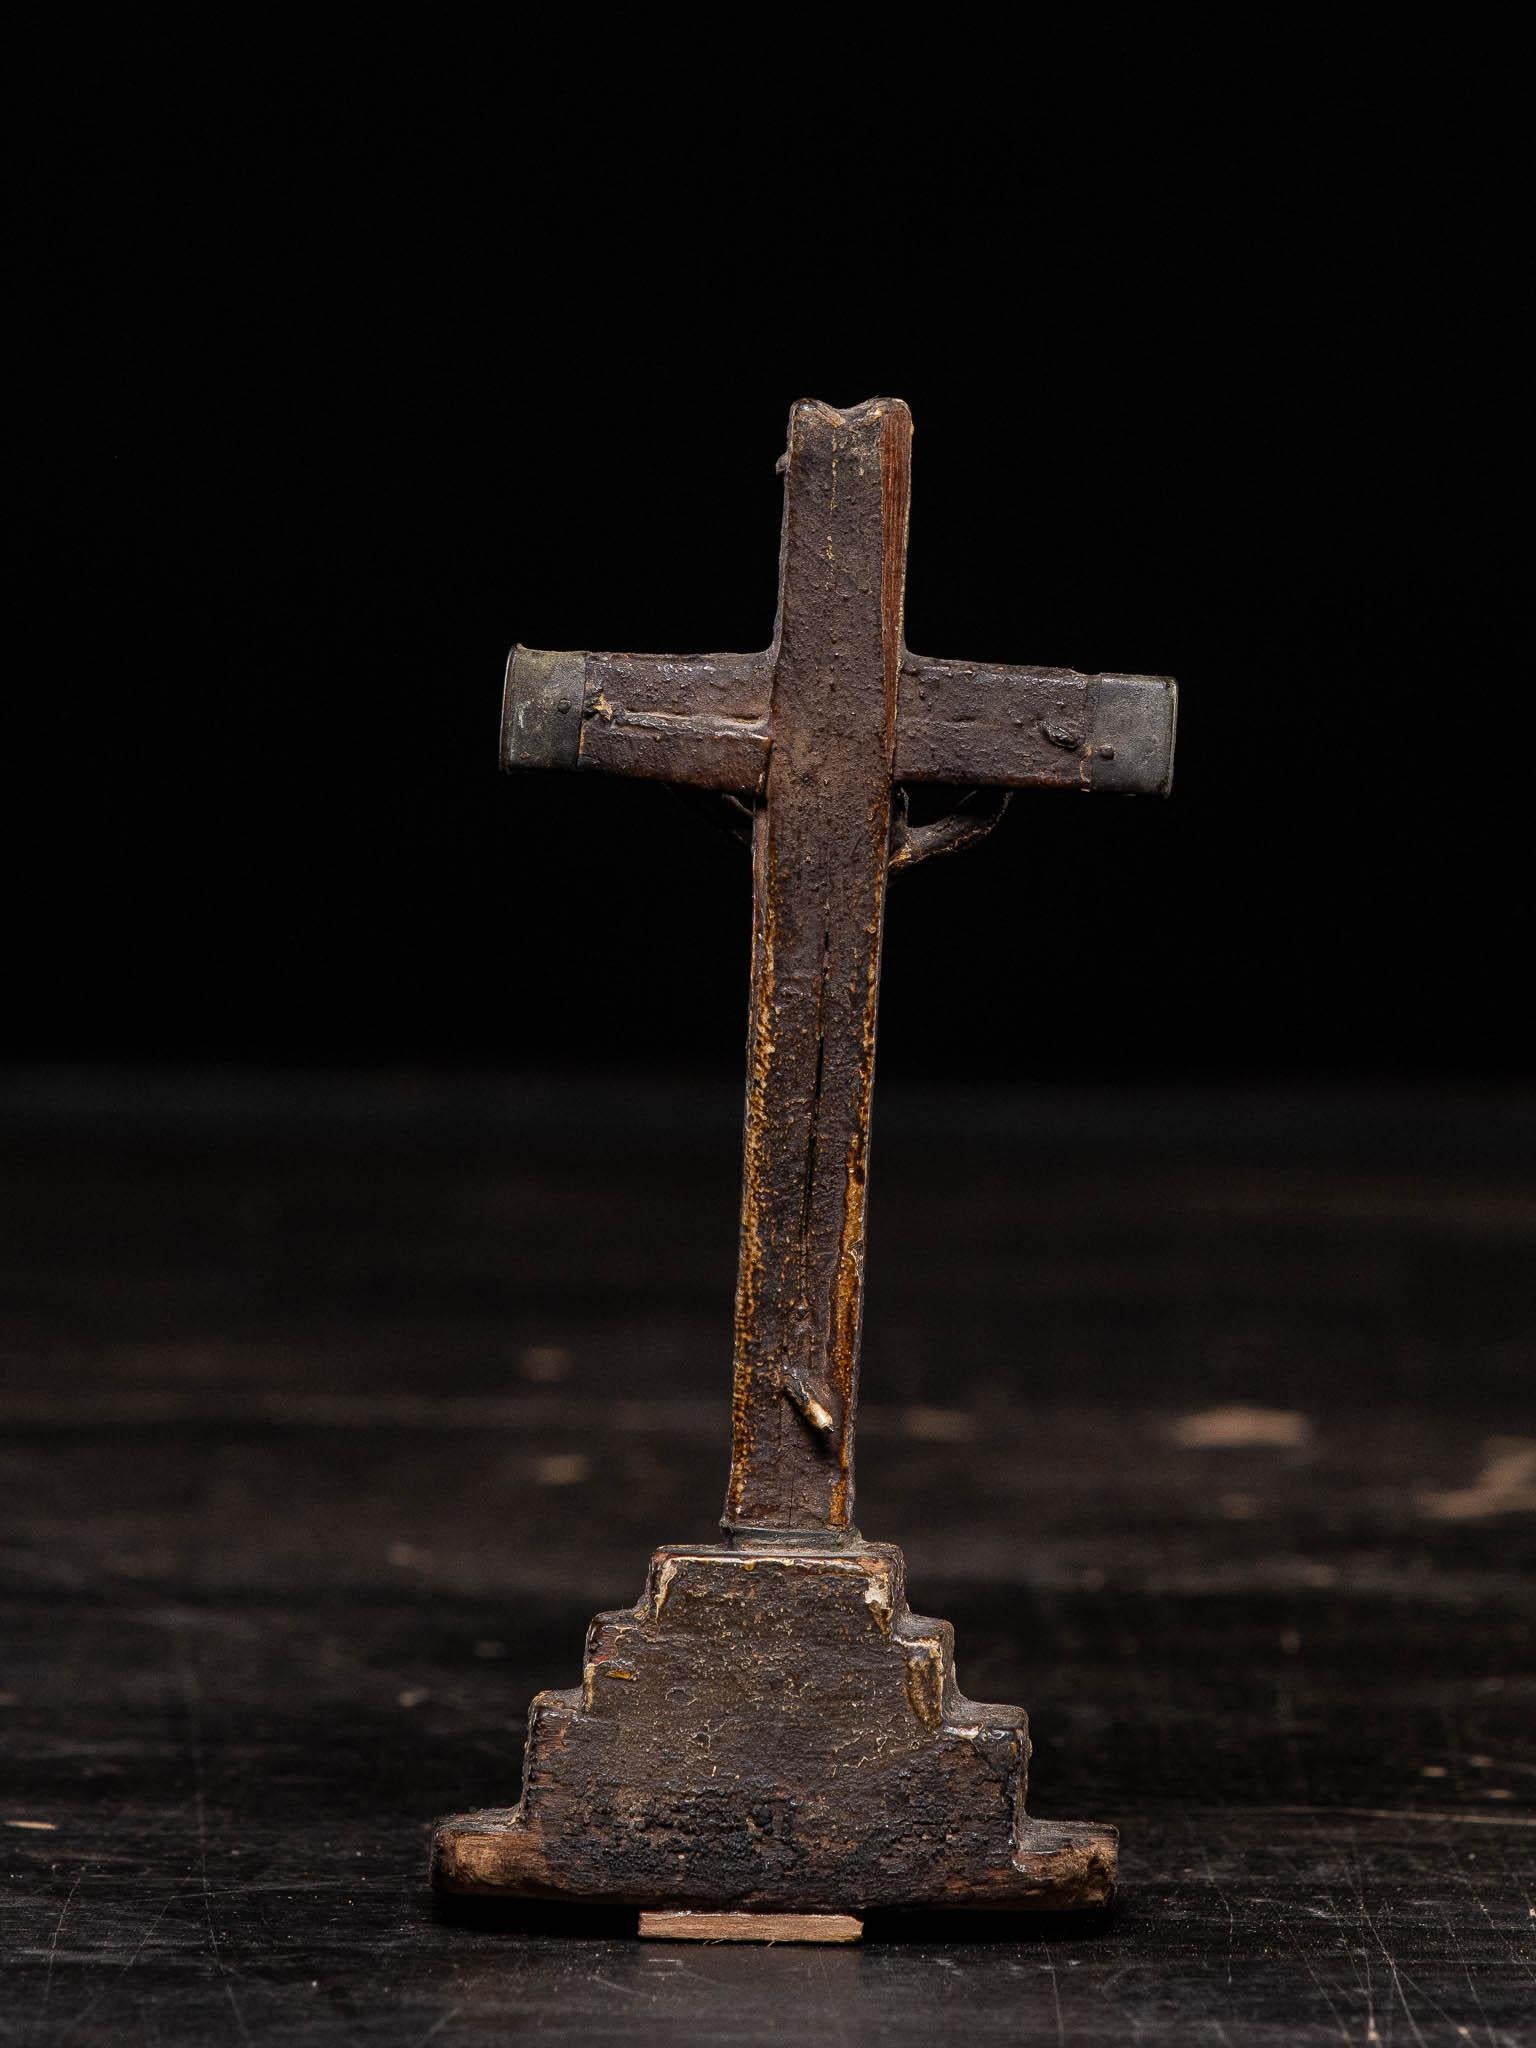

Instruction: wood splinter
[640,1911,864,1945]
[431,397,1177,1926]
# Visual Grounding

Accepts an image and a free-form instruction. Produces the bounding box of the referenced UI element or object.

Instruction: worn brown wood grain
[638,1910,865,1944]
[498,397,1177,1533]
[727,400,907,1533]
[467,397,1177,1914]
[431,1543,1115,1912]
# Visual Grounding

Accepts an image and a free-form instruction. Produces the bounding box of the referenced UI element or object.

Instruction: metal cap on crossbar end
[501,645,586,772]
[1092,675,1178,795]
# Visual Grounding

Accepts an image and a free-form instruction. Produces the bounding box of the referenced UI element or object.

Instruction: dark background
[13,38,1528,1086]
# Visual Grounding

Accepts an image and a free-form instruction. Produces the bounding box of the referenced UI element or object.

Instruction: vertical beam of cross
[726,398,908,1535]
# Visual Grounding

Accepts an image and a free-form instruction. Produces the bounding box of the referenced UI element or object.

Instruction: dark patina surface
[441,397,1176,1916]
[499,397,1175,1533]
[433,1544,1114,1913]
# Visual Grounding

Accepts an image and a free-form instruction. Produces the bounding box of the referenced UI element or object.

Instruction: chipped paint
[904,1639,946,1731]
[862,1568,894,1634]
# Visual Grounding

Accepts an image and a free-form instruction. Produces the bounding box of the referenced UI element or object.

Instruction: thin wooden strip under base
[639,1910,864,1945]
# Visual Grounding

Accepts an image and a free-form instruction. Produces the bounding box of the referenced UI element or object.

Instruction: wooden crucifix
[432,398,1176,1938]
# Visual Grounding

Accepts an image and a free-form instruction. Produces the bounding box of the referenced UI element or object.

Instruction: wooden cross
[433,397,1176,1934]
[501,396,1174,1538]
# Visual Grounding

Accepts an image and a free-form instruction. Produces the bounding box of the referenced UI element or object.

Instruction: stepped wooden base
[431,1541,1117,1917]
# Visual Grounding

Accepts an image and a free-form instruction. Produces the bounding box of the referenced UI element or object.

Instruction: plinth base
[431,1541,1116,1917]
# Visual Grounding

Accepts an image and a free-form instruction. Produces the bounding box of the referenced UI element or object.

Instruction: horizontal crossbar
[502,645,1176,798]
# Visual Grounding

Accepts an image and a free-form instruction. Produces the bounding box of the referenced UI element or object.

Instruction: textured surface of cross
[432,397,1177,1924]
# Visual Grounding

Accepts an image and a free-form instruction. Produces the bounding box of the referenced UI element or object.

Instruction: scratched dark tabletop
[1,1074,1532,2045]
